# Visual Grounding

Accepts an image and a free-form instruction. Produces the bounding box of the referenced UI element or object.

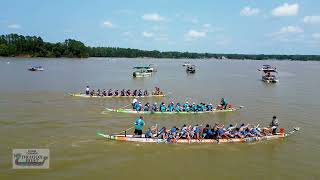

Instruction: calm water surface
[0,57,319,179]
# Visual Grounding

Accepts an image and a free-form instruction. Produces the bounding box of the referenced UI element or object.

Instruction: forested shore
[0,34,319,61]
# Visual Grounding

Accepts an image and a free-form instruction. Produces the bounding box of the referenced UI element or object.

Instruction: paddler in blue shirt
[160,102,166,112]
[183,102,190,112]
[144,102,150,111]
[192,103,197,112]
[134,116,145,137]
[135,102,142,112]
[200,103,206,111]
[206,103,213,111]
[152,102,158,112]
[175,103,181,112]
[168,102,174,112]
[220,98,228,109]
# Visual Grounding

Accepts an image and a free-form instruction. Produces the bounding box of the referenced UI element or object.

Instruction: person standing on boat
[220,98,228,109]
[134,116,145,137]
[85,86,90,95]
[270,116,279,135]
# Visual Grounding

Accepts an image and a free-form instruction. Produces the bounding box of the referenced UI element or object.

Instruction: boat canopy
[133,66,150,69]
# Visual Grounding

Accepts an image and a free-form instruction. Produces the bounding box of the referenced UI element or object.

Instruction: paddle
[119,104,131,110]
[112,126,135,135]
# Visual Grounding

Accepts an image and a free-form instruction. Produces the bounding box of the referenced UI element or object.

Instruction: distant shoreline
[1,33,319,61]
[2,56,320,62]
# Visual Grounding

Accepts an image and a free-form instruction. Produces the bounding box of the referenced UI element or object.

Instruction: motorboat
[258,65,278,83]
[182,62,191,67]
[186,65,196,73]
[28,65,44,71]
[147,64,157,73]
[133,67,152,78]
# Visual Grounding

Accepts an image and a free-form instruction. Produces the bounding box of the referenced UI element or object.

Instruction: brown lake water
[0,57,319,179]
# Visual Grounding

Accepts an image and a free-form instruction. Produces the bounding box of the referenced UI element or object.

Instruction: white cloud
[240,7,260,16]
[102,21,114,28]
[268,26,304,42]
[279,26,303,34]
[185,30,206,41]
[272,3,299,16]
[312,33,320,39]
[142,13,165,22]
[142,31,154,38]
[8,24,21,29]
[303,16,320,24]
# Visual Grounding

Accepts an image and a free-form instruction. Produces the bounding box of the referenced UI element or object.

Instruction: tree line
[0,33,319,61]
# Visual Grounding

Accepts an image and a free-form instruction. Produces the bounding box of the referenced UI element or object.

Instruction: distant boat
[132,66,152,78]
[28,65,44,71]
[258,65,278,83]
[186,65,196,73]
[182,62,191,67]
[147,64,158,73]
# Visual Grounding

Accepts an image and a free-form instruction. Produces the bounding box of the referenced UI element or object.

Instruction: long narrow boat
[96,128,299,144]
[69,93,165,98]
[103,107,237,115]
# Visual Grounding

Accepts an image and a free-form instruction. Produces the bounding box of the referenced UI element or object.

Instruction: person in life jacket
[206,103,213,111]
[144,90,148,96]
[167,126,178,143]
[132,98,138,109]
[133,89,137,96]
[114,90,119,96]
[154,86,160,95]
[160,102,166,112]
[102,89,107,96]
[192,124,201,139]
[90,89,95,96]
[196,103,202,112]
[107,89,113,96]
[168,102,174,112]
[183,102,190,112]
[134,116,145,137]
[192,103,197,112]
[270,115,279,135]
[135,102,142,112]
[145,128,152,138]
[220,98,228,109]
[144,102,150,111]
[175,103,181,112]
[200,103,206,111]
[152,102,158,112]
[138,89,143,96]
[120,89,125,96]
[126,89,131,96]
[85,86,90,95]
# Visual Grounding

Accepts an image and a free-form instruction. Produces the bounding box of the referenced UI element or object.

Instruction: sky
[0,0,320,55]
